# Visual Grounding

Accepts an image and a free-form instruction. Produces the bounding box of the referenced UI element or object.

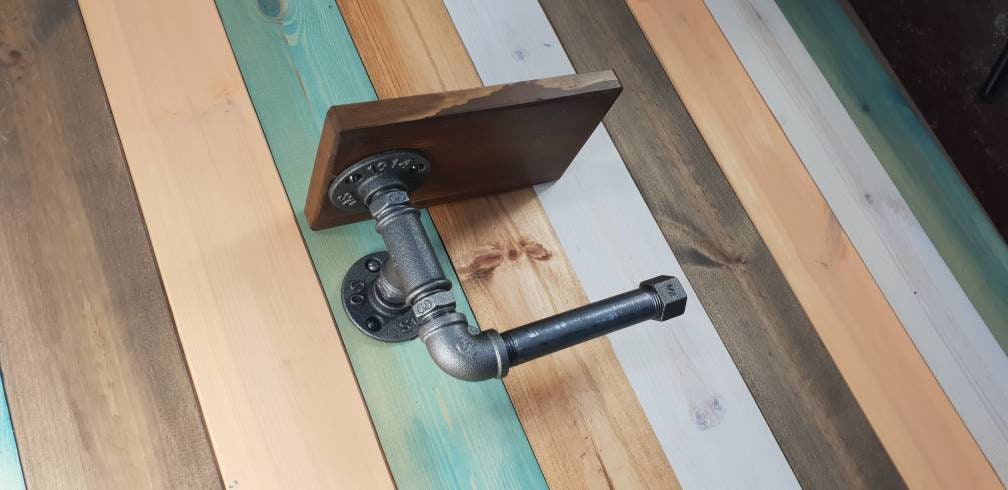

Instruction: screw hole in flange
[342,251,417,342]
[328,150,431,213]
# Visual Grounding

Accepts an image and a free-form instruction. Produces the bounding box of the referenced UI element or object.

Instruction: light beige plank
[78,0,393,486]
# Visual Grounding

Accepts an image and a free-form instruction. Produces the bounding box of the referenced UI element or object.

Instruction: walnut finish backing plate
[306,71,622,230]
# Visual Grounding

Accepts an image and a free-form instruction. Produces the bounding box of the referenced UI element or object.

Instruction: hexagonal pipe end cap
[639,275,687,321]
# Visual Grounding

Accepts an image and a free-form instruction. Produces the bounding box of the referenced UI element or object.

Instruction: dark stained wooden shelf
[306,71,621,229]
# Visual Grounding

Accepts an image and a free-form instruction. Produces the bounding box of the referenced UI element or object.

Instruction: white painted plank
[443,1,799,488]
[706,0,1008,482]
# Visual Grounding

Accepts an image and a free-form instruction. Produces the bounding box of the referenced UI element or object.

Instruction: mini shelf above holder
[306,71,687,381]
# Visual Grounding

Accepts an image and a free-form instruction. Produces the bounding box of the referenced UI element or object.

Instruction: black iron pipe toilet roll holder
[307,72,687,381]
[332,151,686,381]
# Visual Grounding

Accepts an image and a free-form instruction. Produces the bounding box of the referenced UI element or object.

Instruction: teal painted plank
[774,0,1008,352]
[0,374,24,490]
[213,1,546,488]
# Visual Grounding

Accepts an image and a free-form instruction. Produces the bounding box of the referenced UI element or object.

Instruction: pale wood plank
[0,0,219,486]
[625,0,999,486]
[77,0,393,486]
[442,1,799,488]
[706,0,1008,482]
[336,0,679,487]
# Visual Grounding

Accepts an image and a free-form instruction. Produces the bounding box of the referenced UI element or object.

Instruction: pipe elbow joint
[418,312,510,381]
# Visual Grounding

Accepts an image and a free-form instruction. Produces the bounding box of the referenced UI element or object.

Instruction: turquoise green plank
[0,373,24,489]
[776,0,1008,351]
[213,1,546,488]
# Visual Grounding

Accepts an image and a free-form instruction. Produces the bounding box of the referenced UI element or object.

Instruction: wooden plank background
[625,0,998,487]
[0,0,1004,487]
[707,0,1008,482]
[0,0,220,487]
[78,0,394,486]
[538,0,905,487]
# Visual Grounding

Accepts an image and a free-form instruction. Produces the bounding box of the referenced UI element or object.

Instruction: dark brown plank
[0,1,220,487]
[539,0,904,487]
[307,71,620,228]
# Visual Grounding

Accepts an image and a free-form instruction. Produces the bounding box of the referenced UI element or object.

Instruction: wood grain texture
[308,72,620,228]
[0,0,219,487]
[213,0,548,487]
[774,0,1008,354]
[624,0,998,486]
[336,0,679,487]
[706,0,1008,482]
[442,1,800,488]
[77,0,394,487]
[538,0,906,487]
